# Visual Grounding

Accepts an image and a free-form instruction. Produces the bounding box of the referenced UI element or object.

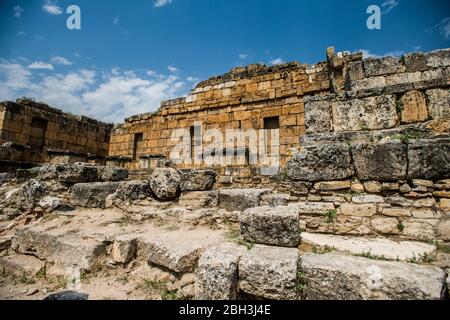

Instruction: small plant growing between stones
[36,263,47,280]
[393,132,423,143]
[225,227,254,250]
[312,245,335,254]
[418,252,437,264]
[397,222,405,232]
[358,250,388,261]
[324,209,337,224]
[407,254,419,264]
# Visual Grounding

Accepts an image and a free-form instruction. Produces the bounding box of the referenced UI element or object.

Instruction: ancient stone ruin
[0,47,449,300]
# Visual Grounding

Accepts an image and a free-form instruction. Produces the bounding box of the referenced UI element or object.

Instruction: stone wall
[283,48,450,242]
[0,98,113,167]
[108,54,351,172]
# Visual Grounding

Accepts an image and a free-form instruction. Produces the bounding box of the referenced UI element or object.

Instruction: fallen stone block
[426,89,450,120]
[218,189,270,212]
[149,167,181,200]
[139,230,223,273]
[351,141,407,181]
[240,205,300,247]
[114,180,153,202]
[195,243,246,300]
[57,164,99,184]
[287,143,354,182]
[111,235,137,264]
[239,245,299,300]
[12,226,107,271]
[407,138,450,180]
[70,182,120,208]
[180,169,217,191]
[97,166,129,182]
[301,253,445,300]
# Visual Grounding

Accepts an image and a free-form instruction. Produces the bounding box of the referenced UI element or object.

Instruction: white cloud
[239,53,248,60]
[42,1,63,15]
[13,6,24,18]
[0,61,187,123]
[28,61,54,70]
[51,56,73,66]
[113,16,120,25]
[17,31,27,37]
[437,17,450,39]
[168,66,179,73]
[187,76,199,82]
[154,0,173,7]
[381,0,399,14]
[358,49,405,59]
[269,58,285,65]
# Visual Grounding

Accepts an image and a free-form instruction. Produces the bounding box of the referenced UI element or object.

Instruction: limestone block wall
[0,98,113,164]
[108,56,346,171]
[282,48,450,242]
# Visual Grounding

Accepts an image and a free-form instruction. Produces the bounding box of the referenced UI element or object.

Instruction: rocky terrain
[0,162,448,300]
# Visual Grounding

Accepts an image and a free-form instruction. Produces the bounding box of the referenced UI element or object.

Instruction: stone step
[301,252,445,300]
[137,226,225,273]
[12,226,107,271]
[238,244,299,300]
[240,205,300,247]
[217,189,270,212]
[0,253,46,278]
[10,208,226,274]
[301,232,436,262]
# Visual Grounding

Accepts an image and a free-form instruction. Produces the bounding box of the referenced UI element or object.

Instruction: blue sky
[0,0,449,123]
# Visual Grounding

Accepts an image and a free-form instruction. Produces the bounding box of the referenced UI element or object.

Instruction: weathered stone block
[70,182,120,208]
[331,95,398,132]
[313,180,351,191]
[347,61,364,81]
[217,189,269,212]
[301,253,445,300]
[58,164,99,184]
[403,219,439,241]
[180,169,217,191]
[425,89,450,120]
[363,56,404,77]
[403,52,428,72]
[149,167,181,200]
[381,207,412,217]
[351,141,407,181]
[364,181,382,193]
[304,100,332,133]
[114,180,153,201]
[97,166,129,182]
[239,245,298,300]
[407,138,450,180]
[339,203,377,217]
[287,144,354,182]
[240,205,300,247]
[111,235,137,264]
[289,202,335,215]
[425,48,450,68]
[371,217,400,235]
[398,91,428,124]
[195,243,246,300]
